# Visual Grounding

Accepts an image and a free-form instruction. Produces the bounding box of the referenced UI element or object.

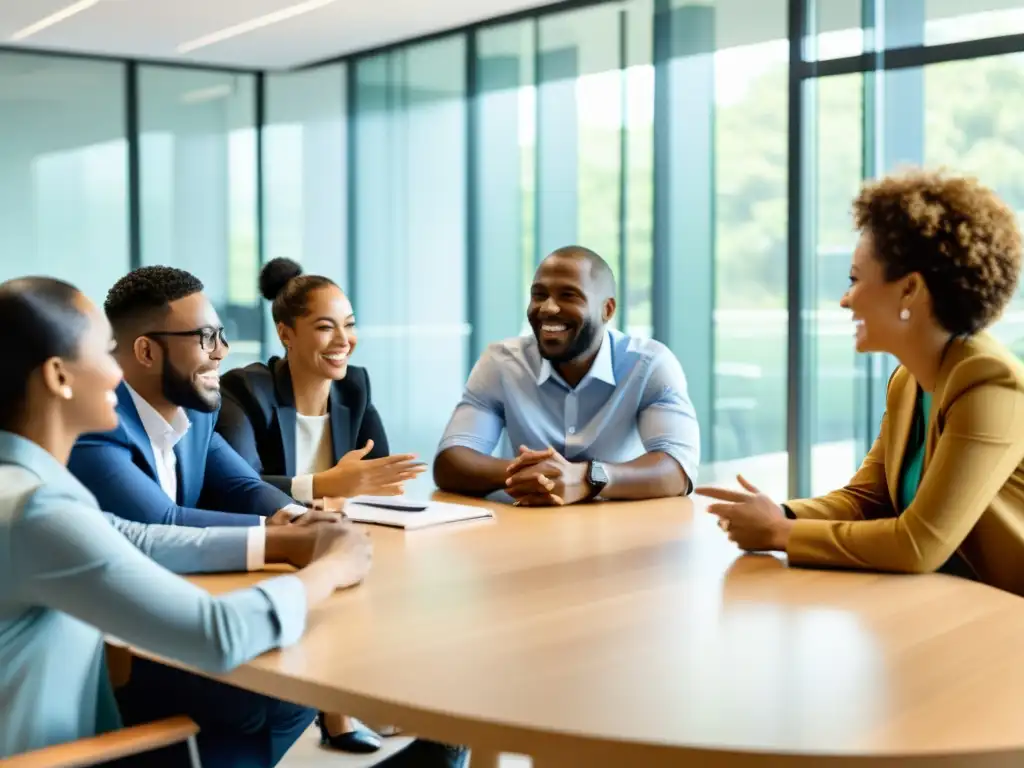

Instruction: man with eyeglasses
[66,266,333,767]
[67,266,464,768]
[69,265,312,529]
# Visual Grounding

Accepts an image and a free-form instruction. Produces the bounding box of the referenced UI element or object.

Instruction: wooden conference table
[171,493,1024,767]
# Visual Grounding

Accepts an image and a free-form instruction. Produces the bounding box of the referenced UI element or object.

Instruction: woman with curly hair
[698,168,1024,595]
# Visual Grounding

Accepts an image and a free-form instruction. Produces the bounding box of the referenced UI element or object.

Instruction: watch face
[590,461,609,485]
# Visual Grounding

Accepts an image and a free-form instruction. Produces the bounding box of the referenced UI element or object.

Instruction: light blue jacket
[0,431,306,758]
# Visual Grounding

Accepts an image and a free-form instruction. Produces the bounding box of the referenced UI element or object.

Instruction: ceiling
[0,0,557,69]
[3,0,1024,72]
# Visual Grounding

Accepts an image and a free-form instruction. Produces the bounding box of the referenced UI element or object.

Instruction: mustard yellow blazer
[786,331,1024,596]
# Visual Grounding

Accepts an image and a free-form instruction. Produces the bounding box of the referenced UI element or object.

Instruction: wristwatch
[586,460,609,500]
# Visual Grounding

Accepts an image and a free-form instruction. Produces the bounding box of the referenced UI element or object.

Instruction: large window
[137,67,261,365]
[808,0,1024,58]
[925,1,1024,45]
[805,73,868,496]
[472,20,536,352]
[922,54,1024,352]
[472,3,654,351]
[711,0,790,493]
[0,53,128,305]
[535,4,655,334]
[623,0,655,335]
[262,64,348,354]
[538,6,623,281]
[351,37,469,465]
[798,3,1024,495]
[652,0,790,493]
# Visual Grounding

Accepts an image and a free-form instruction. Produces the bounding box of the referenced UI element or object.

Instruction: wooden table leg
[470,748,502,768]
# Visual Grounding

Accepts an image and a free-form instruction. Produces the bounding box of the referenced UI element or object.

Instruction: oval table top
[185,494,1024,766]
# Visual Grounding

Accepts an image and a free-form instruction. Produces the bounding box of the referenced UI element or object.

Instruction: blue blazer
[68,383,295,527]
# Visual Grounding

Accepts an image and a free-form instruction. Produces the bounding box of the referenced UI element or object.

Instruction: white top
[126,384,190,501]
[290,413,333,503]
[125,383,266,571]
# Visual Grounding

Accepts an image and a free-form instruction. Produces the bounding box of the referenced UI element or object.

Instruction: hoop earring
[899,308,911,321]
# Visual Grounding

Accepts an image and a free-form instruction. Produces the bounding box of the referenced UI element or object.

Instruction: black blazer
[216,357,390,494]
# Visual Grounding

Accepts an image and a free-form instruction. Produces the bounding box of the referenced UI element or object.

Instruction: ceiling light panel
[9,0,101,41]
[176,0,338,54]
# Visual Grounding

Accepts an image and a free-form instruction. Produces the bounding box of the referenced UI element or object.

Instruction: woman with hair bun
[217,258,425,754]
[698,168,1024,594]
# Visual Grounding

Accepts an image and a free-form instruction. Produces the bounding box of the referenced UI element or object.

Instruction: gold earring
[60,385,73,400]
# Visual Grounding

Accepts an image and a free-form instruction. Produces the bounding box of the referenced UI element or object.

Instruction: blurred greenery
[559,52,1024,463]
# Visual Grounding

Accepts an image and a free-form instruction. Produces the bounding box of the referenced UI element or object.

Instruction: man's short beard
[161,360,219,413]
[537,317,599,364]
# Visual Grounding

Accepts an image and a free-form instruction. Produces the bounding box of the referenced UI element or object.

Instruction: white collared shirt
[126,385,190,501]
[125,384,265,571]
[291,413,333,503]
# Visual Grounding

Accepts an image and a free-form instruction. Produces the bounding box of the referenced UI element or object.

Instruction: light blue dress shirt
[0,431,307,758]
[437,329,701,486]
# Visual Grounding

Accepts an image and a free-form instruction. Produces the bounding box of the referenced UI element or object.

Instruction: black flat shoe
[374,740,469,768]
[316,712,382,754]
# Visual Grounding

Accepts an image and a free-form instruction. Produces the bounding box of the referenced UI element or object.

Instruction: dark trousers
[114,658,315,768]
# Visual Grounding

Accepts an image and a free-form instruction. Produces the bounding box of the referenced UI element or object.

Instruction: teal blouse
[898,390,932,512]
[898,390,974,579]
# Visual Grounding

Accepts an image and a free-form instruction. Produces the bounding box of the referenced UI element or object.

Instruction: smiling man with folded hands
[434,246,700,506]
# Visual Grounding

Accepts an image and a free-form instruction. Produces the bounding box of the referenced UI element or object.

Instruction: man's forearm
[433,447,510,496]
[601,452,690,500]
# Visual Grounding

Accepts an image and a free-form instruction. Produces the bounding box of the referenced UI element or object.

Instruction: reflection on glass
[712,22,789,484]
[138,67,260,365]
[807,0,864,60]
[920,54,1024,356]
[808,0,1024,56]
[262,64,347,355]
[351,38,468,466]
[624,0,654,336]
[0,54,128,304]
[473,21,536,348]
[810,73,866,496]
[925,1,1024,45]
[536,5,622,280]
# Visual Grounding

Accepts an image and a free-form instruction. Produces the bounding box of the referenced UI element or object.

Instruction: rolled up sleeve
[639,350,701,487]
[254,574,308,648]
[436,347,506,457]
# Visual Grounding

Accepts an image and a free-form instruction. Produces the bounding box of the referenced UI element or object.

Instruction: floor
[280,725,530,767]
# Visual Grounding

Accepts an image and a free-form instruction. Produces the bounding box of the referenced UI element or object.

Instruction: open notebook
[344,496,494,530]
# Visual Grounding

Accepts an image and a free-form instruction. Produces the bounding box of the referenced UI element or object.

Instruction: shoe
[374,739,469,768]
[316,712,382,754]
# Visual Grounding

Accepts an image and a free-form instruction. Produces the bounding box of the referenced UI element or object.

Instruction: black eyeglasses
[145,326,229,352]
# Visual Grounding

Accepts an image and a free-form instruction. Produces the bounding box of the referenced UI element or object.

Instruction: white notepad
[347,495,430,511]
[344,497,494,530]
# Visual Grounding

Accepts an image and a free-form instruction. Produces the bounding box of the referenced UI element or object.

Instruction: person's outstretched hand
[317,440,427,498]
[695,475,792,552]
